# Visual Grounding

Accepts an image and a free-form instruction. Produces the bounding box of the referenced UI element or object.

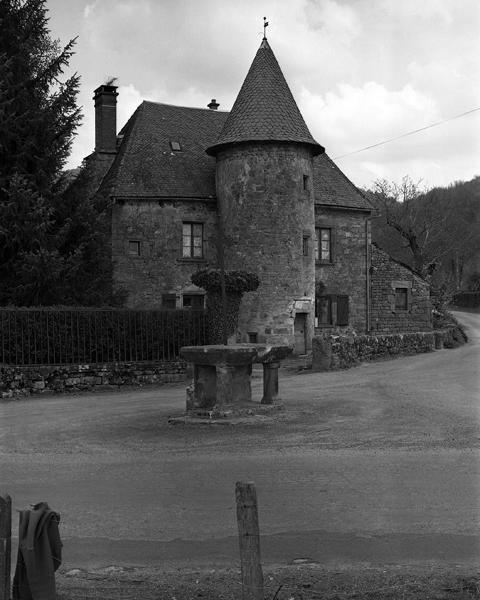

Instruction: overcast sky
[46,0,480,190]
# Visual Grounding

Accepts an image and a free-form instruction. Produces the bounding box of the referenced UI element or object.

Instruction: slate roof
[206,39,323,156]
[103,101,228,198]
[97,100,369,210]
[313,153,371,211]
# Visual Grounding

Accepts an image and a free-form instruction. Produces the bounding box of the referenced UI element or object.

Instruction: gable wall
[111,199,217,308]
[315,207,370,334]
[370,244,432,333]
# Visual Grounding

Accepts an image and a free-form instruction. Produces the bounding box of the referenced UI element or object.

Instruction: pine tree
[0,0,82,304]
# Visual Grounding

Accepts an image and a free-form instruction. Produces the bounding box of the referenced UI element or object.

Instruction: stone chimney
[207,99,219,110]
[93,84,118,153]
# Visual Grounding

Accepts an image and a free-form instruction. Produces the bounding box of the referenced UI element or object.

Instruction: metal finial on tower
[263,16,269,40]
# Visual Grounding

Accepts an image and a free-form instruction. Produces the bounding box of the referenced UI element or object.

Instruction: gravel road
[1,310,479,571]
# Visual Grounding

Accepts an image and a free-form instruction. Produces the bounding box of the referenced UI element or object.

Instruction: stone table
[180,344,292,414]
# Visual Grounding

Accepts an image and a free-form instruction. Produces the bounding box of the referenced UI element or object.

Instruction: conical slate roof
[206,39,324,156]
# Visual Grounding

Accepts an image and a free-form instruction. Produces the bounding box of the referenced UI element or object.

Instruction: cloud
[83,1,97,19]
[299,78,480,188]
[45,0,480,186]
[300,81,439,156]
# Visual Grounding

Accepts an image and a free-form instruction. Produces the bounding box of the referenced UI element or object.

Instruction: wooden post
[235,482,264,600]
[0,495,12,600]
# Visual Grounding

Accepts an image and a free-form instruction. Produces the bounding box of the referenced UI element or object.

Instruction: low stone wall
[312,325,467,371]
[0,361,187,398]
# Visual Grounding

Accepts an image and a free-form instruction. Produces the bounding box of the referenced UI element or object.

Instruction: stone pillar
[261,362,280,404]
[434,330,445,350]
[312,336,332,371]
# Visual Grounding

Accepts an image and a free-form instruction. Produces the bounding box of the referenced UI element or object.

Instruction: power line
[333,106,480,160]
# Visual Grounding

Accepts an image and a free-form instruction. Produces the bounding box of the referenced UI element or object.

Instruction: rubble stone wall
[111,199,218,308]
[370,244,432,333]
[0,361,187,398]
[312,325,467,371]
[315,207,370,334]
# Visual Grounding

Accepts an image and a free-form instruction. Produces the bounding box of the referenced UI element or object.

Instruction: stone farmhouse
[81,37,432,353]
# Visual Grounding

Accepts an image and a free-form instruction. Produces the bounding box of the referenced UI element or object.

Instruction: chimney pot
[207,99,219,110]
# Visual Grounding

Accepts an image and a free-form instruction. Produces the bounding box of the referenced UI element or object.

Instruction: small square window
[395,288,408,310]
[170,141,182,151]
[248,332,258,343]
[128,240,141,256]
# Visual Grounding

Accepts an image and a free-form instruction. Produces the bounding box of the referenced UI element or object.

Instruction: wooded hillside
[365,175,480,295]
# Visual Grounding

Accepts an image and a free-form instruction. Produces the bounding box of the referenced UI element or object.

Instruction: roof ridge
[142,99,229,113]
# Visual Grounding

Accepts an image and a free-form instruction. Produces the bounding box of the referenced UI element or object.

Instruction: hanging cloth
[12,502,62,600]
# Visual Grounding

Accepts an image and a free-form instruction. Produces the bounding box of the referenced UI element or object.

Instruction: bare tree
[369,175,480,290]
[370,176,446,277]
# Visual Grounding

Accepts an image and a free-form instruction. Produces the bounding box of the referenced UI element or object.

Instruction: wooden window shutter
[336,295,349,326]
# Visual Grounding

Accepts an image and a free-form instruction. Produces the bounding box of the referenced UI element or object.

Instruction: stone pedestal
[216,364,252,407]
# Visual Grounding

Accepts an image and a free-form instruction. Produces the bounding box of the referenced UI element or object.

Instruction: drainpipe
[365,218,371,333]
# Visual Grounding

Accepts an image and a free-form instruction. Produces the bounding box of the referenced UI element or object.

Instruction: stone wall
[111,199,218,308]
[315,207,370,334]
[312,325,466,371]
[370,244,432,333]
[0,361,187,398]
[216,142,316,349]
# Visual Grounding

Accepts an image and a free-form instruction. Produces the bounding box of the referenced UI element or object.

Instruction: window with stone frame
[395,287,409,310]
[315,227,332,262]
[182,222,204,258]
[390,281,412,312]
[182,294,204,310]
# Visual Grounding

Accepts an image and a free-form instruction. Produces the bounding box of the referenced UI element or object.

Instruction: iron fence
[0,308,207,366]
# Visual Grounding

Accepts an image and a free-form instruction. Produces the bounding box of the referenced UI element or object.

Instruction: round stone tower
[207,38,324,352]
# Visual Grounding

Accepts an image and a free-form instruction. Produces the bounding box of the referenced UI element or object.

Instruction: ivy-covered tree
[0,0,82,305]
[191,269,259,344]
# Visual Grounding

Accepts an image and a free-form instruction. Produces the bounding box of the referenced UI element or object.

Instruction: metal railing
[0,308,207,366]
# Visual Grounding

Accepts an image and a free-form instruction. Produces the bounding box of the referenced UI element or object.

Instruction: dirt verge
[57,563,480,600]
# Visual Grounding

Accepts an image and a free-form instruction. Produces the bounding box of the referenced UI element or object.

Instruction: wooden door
[294,313,307,354]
